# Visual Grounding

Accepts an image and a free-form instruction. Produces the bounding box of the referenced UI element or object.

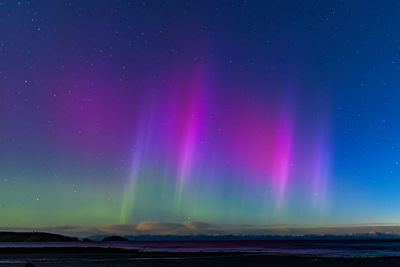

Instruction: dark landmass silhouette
[102,235,129,242]
[87,233,400,242]
[1,232,400,265]
[0,231,78,242]
[1,231,400,243]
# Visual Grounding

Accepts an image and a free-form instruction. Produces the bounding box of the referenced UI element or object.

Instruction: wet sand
[1,247,400,266]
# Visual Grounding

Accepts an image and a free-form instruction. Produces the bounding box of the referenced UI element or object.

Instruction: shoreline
[1,248,400,266]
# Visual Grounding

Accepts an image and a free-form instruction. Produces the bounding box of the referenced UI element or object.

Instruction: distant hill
[87,234,110,241]
[1,231,400,243]
[0,232,78,242]
[87,234,394,242]
[102,235,128,242]
[119,234,400,241]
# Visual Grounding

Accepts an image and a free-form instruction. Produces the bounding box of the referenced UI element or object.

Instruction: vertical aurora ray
[119,141,141,224]
[119,99,156,224]
[4,0,400,232]
[309,123,331,209]
[175,84,204,201]
[272,107,293,207]
[117,73,332,224]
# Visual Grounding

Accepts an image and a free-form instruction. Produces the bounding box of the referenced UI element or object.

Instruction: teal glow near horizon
[1,1,400,232]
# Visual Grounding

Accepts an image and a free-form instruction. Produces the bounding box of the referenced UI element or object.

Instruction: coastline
[0,247,400,267]
[1,248,400,267]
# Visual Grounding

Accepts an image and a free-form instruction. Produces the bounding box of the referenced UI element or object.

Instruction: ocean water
[1,240,400,258]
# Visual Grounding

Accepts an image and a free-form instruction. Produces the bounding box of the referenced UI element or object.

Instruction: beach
[2,248,400,266]
[1,246,400,266]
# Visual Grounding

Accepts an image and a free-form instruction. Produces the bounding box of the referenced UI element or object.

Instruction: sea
[1,239,400,258]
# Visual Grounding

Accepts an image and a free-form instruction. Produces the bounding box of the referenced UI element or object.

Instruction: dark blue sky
[1,1,400,230]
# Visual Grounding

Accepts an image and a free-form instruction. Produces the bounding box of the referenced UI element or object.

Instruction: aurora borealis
[2,1,400,235]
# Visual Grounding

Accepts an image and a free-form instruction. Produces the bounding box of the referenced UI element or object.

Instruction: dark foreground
[1,248,400,267]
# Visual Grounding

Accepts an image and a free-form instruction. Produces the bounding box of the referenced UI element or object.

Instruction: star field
[1,1,400,230]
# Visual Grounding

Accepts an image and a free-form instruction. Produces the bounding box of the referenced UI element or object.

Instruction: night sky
[1,1,400,234]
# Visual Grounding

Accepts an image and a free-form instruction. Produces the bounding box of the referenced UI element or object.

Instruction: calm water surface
[1,240,400,257]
